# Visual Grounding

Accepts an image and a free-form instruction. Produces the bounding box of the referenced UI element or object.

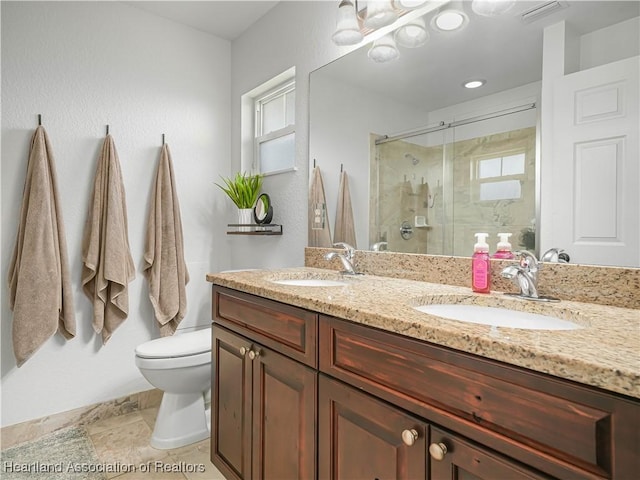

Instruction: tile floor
[4,406,226,480]
[85,406,226,480]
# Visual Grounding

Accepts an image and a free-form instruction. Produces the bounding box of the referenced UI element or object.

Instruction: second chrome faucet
[501,250,560,302]
[325,242,361,275]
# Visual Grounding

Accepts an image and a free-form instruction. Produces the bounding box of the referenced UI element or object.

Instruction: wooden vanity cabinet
[211,286,317,480]
[210,286,639,480]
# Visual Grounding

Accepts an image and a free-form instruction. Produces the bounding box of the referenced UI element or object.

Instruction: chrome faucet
[501,250,540,298]
[541,247,570,263]
[501,251,560,302]
[325,242,358,275]
[371,241,388,252]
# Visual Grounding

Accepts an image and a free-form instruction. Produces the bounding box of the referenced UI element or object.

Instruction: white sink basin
[414,304,582,331]
[272,279,349,287]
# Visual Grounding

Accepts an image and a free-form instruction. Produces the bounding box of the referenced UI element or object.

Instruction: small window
[476,152,526,201]
[255,80,296,175]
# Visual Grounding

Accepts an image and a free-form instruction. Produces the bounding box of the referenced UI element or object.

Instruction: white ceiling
[126,1,280,40]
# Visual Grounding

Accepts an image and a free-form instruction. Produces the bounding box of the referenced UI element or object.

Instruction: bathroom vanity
[208,268,639,480]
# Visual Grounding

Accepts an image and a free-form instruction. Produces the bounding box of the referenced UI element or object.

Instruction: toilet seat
[135,328,211,370]
[135,328,211,358]
[135,350,210,370]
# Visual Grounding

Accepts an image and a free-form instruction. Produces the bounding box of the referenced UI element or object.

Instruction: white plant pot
[238,208,253,232]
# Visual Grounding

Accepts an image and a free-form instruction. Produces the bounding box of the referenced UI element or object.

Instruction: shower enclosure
[370,104,537,256]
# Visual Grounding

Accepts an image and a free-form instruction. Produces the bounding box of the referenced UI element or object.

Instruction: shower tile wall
[371,127,536,255]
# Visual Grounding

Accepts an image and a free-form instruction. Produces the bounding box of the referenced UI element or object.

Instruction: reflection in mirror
[310,1,639,267]
[372,104,537,256]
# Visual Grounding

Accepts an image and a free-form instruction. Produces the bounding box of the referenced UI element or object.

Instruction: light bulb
[433,10,468,31]
[394,17,429,48]
[332,0,363,46]
[471,0,516,17]
[364,0,398,29]
[368,34,400,63]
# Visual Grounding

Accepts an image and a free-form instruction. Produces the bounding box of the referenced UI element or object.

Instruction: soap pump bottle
[493,232,515,259]
[472,233,491,293]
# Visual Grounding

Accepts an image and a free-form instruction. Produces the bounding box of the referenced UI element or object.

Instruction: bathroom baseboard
[0,388,163,449]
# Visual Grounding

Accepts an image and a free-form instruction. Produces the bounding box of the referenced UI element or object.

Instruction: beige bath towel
[8,126,76,366]
[308,166,332,248]
[334,170,357,248]
[82,135,135,344]
[143,144,189,337]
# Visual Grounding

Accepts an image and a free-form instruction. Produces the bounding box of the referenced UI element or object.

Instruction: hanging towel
[82,135,135,344]
[143,144,189,337]
[7,126,76,366]
[308,166,332,248]
[334,170,357,248]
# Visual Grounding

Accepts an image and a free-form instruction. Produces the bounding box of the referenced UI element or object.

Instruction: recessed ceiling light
[463,79,486,89]
[433,10,468,31]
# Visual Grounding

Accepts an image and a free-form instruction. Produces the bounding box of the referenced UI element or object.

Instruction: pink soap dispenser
[472,233,491,293]
[492,232,515,260]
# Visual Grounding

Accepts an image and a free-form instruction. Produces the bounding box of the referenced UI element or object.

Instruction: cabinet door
[319,375,427,480]
[211,325,253,480]
[251,344,317,480]
[429,427,552,480]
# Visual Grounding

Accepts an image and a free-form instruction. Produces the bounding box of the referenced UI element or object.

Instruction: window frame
[254,79,296,176]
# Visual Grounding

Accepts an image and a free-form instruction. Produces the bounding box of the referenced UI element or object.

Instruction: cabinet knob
[401,429,419,446]
[248,349,261,360]
[239,346,250,356]
[429,442,448,461]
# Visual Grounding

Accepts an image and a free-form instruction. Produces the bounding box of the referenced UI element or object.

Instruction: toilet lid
[135,328,211,358]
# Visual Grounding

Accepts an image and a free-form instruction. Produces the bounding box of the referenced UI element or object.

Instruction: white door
[550,56,639,267]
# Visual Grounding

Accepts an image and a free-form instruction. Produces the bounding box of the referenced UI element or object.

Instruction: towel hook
[340,163,343,172]
[313,158,316,168]
[162,133,165,145]
[37,114,42,126]
[106,124,110,135]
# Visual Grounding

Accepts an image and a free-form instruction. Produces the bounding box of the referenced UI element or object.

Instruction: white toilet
[135,327,212,449]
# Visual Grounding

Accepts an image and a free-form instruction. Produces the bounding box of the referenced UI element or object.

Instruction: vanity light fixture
[368,34,400,63]
[471,0,516,17]
[364,0,398,29]
[394,16,429,48]
[332,0,364,46]
[463,79,486,89]
[432,9,468,32]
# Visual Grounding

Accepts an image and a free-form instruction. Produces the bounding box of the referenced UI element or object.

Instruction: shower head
[405,153,420,165]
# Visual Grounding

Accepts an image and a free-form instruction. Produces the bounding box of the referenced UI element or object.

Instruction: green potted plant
[216,172,264,229]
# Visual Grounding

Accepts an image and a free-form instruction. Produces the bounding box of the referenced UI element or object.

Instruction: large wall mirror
[309,0,639,267]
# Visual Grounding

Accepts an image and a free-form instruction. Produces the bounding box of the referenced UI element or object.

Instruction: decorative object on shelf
[216,172,264,232]
[253,193,273,225]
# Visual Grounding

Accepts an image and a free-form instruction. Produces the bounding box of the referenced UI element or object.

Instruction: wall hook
[340,163,343,172]
[106,125,110,135]
[313,158,316,168]
[38,114,42,126]
[162,133,165,145]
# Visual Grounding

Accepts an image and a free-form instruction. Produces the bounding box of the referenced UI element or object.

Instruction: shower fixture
[405,153,420,165]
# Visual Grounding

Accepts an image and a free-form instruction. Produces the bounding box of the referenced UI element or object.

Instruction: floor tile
[88,418,170,479]
[86,411,144,436]
[171,447,225,480]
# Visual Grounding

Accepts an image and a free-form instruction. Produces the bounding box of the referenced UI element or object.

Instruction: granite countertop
[206,267,640,400]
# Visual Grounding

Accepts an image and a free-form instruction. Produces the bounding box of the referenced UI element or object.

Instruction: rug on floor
[0,426,107,480]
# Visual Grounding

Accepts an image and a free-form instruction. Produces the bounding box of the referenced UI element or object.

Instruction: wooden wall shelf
[227,224,283,235]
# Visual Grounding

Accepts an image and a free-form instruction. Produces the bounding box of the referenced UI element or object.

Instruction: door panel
[551,56,639,266]
[430,427,552,480]
[319,374,427,480]
[211,325,253,480]
[252,343,317,480]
